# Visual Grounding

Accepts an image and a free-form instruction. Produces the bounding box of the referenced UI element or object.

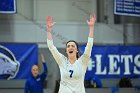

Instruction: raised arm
[40,53,47,80]
[81,15,96,66]
[41,53,47,73]
[46,16,55,40]
[46,16,65,66]
[87,15,96,38]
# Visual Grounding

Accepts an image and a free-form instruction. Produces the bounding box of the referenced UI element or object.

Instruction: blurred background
[0,0,140,93]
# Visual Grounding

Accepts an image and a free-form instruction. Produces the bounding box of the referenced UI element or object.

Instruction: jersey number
[69,70,74,78]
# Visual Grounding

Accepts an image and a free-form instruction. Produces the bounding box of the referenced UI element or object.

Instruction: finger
[89,15,93,22]
[91,15,96,22]
[90,15,92,19]
[94,15,96,21]
[53,22,56,25]
[92,14,96,19]
[92,15,96,22]
[87,20,89,24]
[41,53,45,62]
[50,22,56,27]
[90,13,94,18]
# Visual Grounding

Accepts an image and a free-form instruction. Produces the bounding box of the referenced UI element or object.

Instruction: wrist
[47,27,52,32]
[47,30,52,33]
[89,26,94,29]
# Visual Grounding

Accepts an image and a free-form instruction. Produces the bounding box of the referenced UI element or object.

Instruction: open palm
[46,16,55,32]
[87,15,96,27]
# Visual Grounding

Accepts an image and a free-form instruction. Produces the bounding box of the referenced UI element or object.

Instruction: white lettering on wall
[121,55,133,75]
[108,55,120,75]
[95,55,107,75]
[134,54,140,74]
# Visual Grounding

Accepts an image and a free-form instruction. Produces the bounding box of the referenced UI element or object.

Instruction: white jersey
[47,37,93,93]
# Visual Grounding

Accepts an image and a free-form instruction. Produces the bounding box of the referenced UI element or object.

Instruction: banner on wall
[0,0,16,13]
[114,0,140,17]
[0,43,38,80]
[79,45,140,80]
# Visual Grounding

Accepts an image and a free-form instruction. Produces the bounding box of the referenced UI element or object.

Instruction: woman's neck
[68,56,77,64]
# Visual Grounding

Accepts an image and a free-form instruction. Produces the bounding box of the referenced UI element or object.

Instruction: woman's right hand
[46,16,56,32]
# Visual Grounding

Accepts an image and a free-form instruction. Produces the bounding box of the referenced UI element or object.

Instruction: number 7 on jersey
[69,70,74,78]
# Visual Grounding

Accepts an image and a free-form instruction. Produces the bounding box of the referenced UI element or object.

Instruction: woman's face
[66,42,78,57]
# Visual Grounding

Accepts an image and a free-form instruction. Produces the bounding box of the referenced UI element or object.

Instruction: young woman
[46,15,96,93]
